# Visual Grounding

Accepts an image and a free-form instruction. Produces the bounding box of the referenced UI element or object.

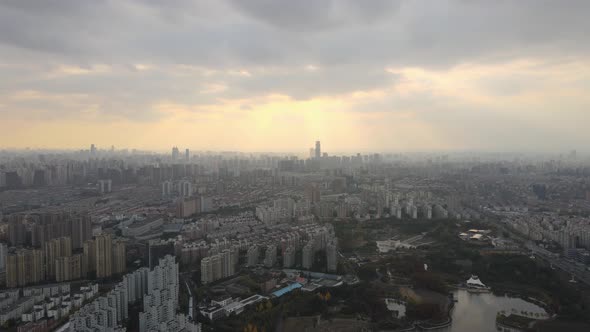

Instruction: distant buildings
[7,212,91,249]
[98,179,112,194]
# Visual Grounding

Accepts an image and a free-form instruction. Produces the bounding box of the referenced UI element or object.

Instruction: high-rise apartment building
[246,246,258,267]
[95,234,113,278]
[9,212,91,249]
[305,183,321,204]
[283,246,295,268]
[83,239,96,276]
[200,250,236,284]
[302,242,314,270]
[161,180,172,197]
[55,254,83,282]
[6,248,44,288]
[112,238,127,275]
[0,243,7,274]
[180,180,192,197]
[264,245,277,268]
[98,179,112,194]
[176,197,200,218]
[71,214,93,249]
[326,242,337,272]
[44,237,72,279]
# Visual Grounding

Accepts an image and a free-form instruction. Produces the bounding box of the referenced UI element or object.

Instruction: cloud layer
[1,0,589,152]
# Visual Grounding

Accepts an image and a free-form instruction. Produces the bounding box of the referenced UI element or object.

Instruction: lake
[439,289,548,332]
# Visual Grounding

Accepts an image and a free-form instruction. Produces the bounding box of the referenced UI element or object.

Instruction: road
[526,242,590,286]
[488,214,590,287]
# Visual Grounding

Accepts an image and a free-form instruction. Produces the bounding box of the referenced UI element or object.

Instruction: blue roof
[271,283,302,298]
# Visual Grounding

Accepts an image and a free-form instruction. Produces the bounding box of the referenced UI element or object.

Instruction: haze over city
[2,2,590,332]
[1,0,590,153]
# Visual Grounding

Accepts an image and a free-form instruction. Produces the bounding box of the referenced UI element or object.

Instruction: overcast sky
[1,0,589,153]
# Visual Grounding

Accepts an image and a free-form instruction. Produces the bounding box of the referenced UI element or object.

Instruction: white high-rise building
[98,179,112,194]
[162,181,172,197]
[70,255,199,332]
[200,251,236,284]
[140,255,200,332]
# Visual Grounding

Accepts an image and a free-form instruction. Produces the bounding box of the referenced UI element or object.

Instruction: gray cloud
[1,0,590,151]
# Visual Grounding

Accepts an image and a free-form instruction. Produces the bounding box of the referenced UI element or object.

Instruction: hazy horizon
[1,0,589,152]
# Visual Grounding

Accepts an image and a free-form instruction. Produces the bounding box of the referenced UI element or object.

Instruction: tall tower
[315,141,321,159]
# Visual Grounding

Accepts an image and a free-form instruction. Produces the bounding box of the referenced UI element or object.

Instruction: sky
[0,0,589,153]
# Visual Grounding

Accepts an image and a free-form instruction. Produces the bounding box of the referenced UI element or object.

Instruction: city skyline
[1,1,590,152]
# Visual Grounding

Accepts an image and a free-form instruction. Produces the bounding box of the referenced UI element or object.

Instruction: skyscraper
[315,141,321,159]
[185,148,190,161]
[172,146,180,160]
